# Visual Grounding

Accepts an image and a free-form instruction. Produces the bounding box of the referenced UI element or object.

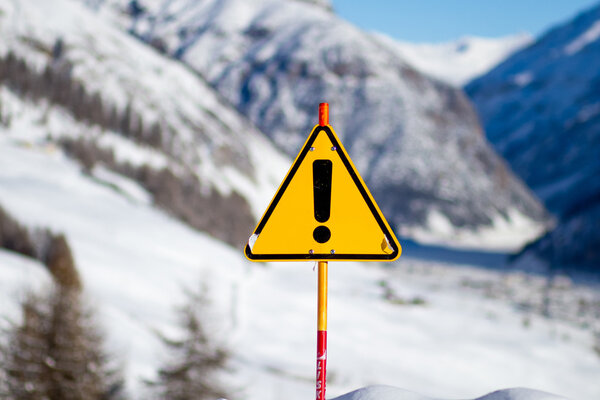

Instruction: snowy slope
[332,386,566,400]
[84,0,549,251]
[466,3,600,268]
[0,0,291,246]
[1,134,600,399]
[374,33,533,86]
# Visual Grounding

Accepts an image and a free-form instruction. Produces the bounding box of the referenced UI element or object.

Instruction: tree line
[0,43,254,248]
[0,42,165,150]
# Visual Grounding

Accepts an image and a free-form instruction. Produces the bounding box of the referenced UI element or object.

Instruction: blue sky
[331,0,600,42]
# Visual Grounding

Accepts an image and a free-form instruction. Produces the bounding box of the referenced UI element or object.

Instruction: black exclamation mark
[313,159,332,243]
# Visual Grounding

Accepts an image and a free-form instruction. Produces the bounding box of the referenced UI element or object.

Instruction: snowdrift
[332,385,566,400]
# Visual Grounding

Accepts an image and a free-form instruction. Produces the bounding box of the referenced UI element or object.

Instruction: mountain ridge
[466,3,600,267]
[88,0,550,250]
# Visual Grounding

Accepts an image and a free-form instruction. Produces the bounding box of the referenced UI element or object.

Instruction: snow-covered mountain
[0,0,290,248]
[466,3,600,268]
[84,0,549,250]
[374,33,533,87]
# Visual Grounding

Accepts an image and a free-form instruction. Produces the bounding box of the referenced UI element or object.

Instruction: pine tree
[0,287,125,400]
[1,292,49,400]
[120,102,132,136]
[147,121,163,149]
[45,288,123,400]
[106,104,120,133]
[88,92,105,127]
[149,285,231,400]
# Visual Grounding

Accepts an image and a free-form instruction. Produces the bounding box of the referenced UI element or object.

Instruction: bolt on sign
[245,104,401,261]
[244,103,401,400]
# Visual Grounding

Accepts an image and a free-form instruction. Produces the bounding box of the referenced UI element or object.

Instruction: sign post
[316,260,328,400]
[245,103,401,399]
[315,104,329,400]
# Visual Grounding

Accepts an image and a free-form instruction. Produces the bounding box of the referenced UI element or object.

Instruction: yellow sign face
[245,124,401,261]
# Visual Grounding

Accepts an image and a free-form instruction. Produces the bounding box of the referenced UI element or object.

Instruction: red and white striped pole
[316,260,328,400]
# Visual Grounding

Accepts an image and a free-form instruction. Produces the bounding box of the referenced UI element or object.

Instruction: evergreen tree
[1,292,49,400]
[106,104,120,133]
[0,287,125,400]
[149,285,231,400]
[88,92,105,126]
[120,102,132,136]
[147,121,163,149]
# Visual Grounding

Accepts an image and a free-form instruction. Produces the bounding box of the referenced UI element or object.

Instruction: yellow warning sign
[245,123,401,261]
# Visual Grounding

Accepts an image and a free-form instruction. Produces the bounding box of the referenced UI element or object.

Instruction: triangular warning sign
[245,118,401,261]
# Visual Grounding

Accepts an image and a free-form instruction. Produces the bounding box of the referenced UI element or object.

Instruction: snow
[332,386,431,400]
[96,132,169,170]
[0,250,52,329]
[373,33,533,86]
[564,20,600,55]
[513,72,534,87]
[91,165,153,205]
[401,209,547,252]
[476,388,567,400]
[0,135,243,395]
[332,385,566,400]
[2,132,600,400]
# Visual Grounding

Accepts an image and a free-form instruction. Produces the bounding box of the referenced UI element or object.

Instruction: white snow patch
[92,165,153,205]
[373,33,533,86]
[402,209,546,251]
[564,20,600,55]
[96,133,170,170]
[332,385,430,400]
[332,385,567,400]
[513,71,534,87]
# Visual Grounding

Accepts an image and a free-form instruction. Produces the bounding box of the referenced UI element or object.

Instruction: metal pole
[316,260,328,400]
[316,103,329,400]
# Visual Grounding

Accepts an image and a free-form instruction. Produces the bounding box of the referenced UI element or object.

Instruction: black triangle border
[245,125,399,261]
